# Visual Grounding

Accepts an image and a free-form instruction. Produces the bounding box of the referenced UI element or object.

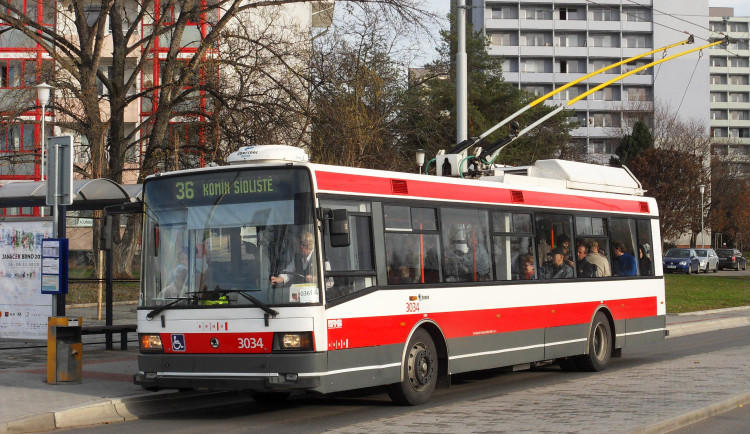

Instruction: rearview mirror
[329,209,350,247]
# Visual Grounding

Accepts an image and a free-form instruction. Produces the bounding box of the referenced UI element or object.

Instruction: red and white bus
[135,145,665,405]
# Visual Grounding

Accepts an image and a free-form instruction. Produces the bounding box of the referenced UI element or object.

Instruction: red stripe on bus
[326,297,656,351]
[162,332,275,354]
[314,171,647,214]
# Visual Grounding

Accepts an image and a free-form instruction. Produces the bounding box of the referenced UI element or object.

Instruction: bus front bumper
[134,352,325,392]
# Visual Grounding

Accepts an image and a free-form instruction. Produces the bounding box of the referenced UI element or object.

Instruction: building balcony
[519,72,555,82]
[588,21,622,32]
[518,19,554,30]
[519,45,555,56]
[621,21,652,33]
[553,20,589,31]
[621,47,654,58]
[485,19,519,30]
[588,47,622,57]
[711,119,750,128]
[619,74,653,85]
[710,66,729,74]
[489,46,521,57]
[553,46,588,57]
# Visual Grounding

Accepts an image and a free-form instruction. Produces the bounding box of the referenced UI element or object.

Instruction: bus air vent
[511,190,524,203]
[391,179,408,195]
[639,201,649,213]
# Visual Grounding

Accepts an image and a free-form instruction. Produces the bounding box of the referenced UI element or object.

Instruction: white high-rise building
[470,1,710,162]
[708,7,750,175]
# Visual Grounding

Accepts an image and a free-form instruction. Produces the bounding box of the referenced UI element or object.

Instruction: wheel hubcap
[407,343,434,391]
[593,323,608,361]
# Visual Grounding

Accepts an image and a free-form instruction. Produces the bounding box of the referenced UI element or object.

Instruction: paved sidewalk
[0,306,748,433]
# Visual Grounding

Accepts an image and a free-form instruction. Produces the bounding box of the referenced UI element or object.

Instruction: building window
[592,87,620,101]
[711,57,727,67]
[590,34,620,48]
[491,32,516,46]
[710,92,727,102]
[556,33,585,47]
[523,7,552,20]
[591,59,621,74]
[729,57,749,68]
[729,110,750,121]
[711,127,728,138]
[711,110,728,120]
[523,32,552,47]
[711,74,727,85]
[625,8,651,22]
[626,87,650,101]
[622,34,650,49]
[729,75,750,85]
[729,22,749,33]
[521,59,552,73]
[590,8,619,21]
[492,7,518,19]
[729,92,749,103]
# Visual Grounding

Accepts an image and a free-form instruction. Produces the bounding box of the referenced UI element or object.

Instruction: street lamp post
[699,184,705,248]
[36,83,53,218]
[36,83,53,182]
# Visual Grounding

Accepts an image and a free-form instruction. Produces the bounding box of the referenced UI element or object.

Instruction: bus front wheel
[576,312,612,372]
[388,328,437,406]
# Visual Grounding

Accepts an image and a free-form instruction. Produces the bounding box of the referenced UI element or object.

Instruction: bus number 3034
[238,337,264,349]
[406,302,420,313]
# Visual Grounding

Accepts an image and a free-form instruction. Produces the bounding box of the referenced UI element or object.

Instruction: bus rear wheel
[575,312,612,372]
[388,328,437,406]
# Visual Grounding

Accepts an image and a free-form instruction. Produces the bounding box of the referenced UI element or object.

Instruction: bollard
[46,317,83,384]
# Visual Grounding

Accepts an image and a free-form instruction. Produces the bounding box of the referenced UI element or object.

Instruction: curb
[671,306,750,316]
[633,391,750,434]
[667,316,750,338]
[0,390,256,433]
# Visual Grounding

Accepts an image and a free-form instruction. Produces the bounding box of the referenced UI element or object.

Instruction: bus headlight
[139,334,163,352]
[274,332,313,351]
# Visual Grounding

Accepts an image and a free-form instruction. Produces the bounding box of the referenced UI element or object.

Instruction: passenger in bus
[586,240,611,277]
[543,248,573,279]
[444,243,470,282]
[515,254,536,280]
[158,265,188,300]
[576,244,597,278]
[556,235,574,268]
[611,241,637,276]
[638,245,652,276]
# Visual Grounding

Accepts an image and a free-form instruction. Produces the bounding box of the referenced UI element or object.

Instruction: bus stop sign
[46,135,74,206]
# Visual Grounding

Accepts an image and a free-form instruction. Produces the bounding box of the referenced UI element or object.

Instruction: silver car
[695,248,719,273]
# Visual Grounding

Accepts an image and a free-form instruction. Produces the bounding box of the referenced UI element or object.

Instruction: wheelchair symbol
[171,334,186,352]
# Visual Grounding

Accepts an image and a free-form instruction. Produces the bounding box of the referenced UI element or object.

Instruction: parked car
[716,248,747,271]
[662,248,700,274]
[695,248,719,273]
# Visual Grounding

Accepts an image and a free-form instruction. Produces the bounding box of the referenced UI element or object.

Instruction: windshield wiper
[214,287,279,317]
[146,297,191,320]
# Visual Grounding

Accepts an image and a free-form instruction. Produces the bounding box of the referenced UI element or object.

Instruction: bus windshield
[140,168,318,307]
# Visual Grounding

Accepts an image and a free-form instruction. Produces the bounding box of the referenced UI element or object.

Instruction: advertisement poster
[0,220,53,340]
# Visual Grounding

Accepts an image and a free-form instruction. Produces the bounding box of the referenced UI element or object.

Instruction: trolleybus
[135,145,665,405]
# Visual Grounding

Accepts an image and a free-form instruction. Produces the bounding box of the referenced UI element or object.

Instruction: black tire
[575,312,612,372]
[686,265,691,275]
[713,264,718,273]
[388,328,438,406]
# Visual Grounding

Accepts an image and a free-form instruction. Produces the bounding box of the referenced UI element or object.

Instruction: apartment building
[470,0,710,162]
[709,7,750,175]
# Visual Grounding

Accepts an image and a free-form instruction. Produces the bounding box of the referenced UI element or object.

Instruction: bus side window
[636,219,653,276]
[609,218,638,276]
[491,211,535,281]
[321,200,376,302]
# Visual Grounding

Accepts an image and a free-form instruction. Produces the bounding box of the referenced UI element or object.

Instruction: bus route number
[176,181,194,200]
[406,302,420,313]
[238,337,264,350]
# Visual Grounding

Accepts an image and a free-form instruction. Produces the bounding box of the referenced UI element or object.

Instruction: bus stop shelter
[0,179,142,320]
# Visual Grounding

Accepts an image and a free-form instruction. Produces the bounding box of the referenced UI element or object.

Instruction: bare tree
[0,0,433,277]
